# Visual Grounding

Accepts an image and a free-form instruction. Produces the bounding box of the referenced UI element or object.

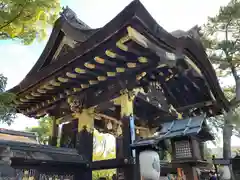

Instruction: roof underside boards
[9,0,228,120]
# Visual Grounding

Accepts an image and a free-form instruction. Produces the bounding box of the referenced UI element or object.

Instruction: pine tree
[203,1,240,179]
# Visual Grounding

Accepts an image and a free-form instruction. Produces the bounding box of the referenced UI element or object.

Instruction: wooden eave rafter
[9,0,229,119]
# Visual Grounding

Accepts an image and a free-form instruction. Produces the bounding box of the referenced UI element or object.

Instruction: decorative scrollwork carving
[67,95,84,113]
[119,89,137,101]
[128,90,137,101]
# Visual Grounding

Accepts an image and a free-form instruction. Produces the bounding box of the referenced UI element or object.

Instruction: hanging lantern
[68,96,83,113]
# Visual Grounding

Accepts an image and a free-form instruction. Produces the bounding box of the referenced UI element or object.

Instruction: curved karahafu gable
[9,0,229,118]
[10,7,99,94]
[31,7,100,72]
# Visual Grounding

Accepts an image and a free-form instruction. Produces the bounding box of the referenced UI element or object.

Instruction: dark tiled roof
[132,115,214,149]
[0,140,87,165]
[0,129,38,144]
[0,129,37,138]
[0,134,38,144]
[158,115,207,138]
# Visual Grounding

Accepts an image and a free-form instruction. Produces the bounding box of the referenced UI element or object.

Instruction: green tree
[93,130,116,180]
[26,116,52,144]
[0,0,60,44]
[203,0,240,179]
[0,74,16,125]
[0,0,60,124]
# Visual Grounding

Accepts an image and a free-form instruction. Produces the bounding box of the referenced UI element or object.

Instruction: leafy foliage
[204,143,215,160]
[0,0,60,44]
[26,116,52,144]
[0,0,60,124]
[0,74,16,125]
[203,0,240,81]
[92,130,117,179]
[93,131,116,180]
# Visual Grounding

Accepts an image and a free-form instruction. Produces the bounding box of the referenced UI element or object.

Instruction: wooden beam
[24,70,140,116]
[95,101,115,112]
[91,158,132,170]
[176,101,214,112]
[212,158,231,165]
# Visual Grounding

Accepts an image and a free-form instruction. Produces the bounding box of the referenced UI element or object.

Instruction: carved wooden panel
[58,44,73,58]
[15,169,74,180]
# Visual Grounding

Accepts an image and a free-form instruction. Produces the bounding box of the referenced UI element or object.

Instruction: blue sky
[1,0,238,146]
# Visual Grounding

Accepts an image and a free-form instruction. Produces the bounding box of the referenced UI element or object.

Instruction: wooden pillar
[116,135,125,180]
[74,108,95,180]
[114,92,137,180]
[184,166,199,180]
[50,117,59,146]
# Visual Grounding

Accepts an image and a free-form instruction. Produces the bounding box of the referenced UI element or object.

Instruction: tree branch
[0,2,27,31]
[224,22,239,82]
[0,32,11,39]
[210,57,240,66]
[0,2,7,10]
[233,38,240,47]
[99,139,106,157]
